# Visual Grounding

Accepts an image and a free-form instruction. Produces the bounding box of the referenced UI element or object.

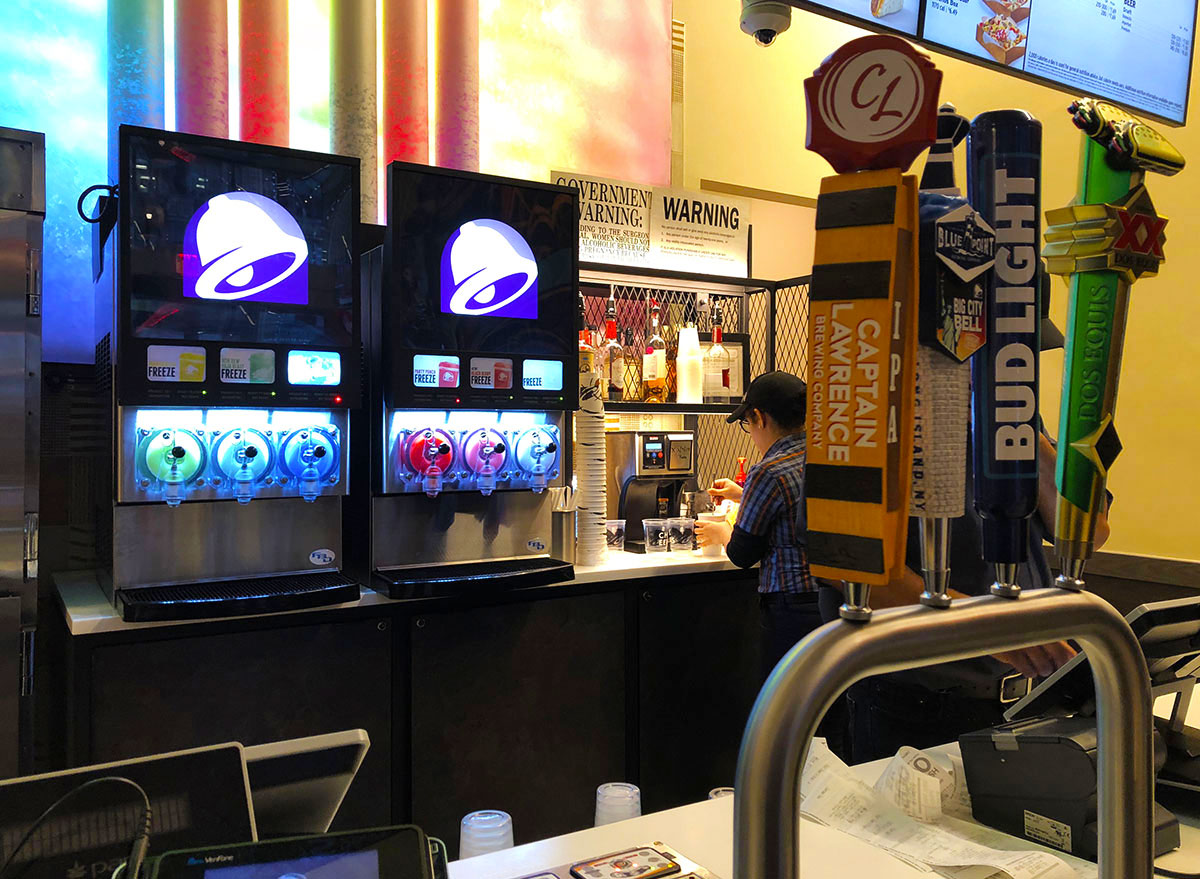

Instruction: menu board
[806,0,919,35]
[790,0,1195,123]
[922,0,1194,123]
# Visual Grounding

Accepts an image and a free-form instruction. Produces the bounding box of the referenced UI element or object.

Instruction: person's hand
[695,519,732,548]
[993,641,1077,679]
[709,478,743,502]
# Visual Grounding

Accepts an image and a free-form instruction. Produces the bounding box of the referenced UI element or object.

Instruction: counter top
[55,551,745,636]
[449,743,1200,879]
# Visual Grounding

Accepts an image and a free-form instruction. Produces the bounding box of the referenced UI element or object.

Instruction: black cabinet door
[87,617,393,831]
[637,573,762,813]
[409,592,626,856]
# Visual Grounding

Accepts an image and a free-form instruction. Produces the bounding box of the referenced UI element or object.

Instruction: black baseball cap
[727,370,807,425]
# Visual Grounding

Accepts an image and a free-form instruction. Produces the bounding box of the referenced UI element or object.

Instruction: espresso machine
[605,431,696,552]
[350,162,578,598]
[93,126,363,621]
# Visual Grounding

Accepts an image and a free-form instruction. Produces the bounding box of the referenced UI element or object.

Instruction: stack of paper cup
[576,368,607,566]
[459,810,514,858]
[594,782,642,826]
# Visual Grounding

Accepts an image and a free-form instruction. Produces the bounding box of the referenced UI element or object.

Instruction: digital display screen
[790,1,1195,124]
[645,442,663,452]
[922,0,1193,124]
[521,359,564,392]
[806,0,918,34]
[413,354,461,388]
[287,350,342,385]
[204,850,380,879]
[384,162,577,403]
[470,357,514,390]
[123,128,358,345]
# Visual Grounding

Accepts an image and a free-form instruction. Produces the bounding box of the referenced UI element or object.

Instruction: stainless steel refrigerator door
[0,208,39,631]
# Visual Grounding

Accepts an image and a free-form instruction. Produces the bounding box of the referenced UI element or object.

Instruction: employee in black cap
[822,275,1112,763]
[695,370,826,679]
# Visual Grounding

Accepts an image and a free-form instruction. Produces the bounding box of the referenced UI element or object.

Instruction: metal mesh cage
[580,282,747,405]
[695,277,811,487]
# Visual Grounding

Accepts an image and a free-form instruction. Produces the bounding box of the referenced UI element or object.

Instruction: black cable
[77,184,116,223]
[0,775,152,879]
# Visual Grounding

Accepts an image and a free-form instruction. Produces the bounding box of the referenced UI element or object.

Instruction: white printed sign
[551,171,751,276]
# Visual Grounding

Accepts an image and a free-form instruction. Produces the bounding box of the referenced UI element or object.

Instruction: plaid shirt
[734,432,817,594]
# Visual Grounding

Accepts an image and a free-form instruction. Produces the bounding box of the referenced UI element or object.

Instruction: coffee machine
[93,126,362,621]
[605,431,696,552]
[349,163,578,598]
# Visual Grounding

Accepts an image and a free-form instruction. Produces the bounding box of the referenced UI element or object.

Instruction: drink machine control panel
[634,433,694,477]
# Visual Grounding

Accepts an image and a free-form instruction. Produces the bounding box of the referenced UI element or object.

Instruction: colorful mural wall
[1,0,670,362]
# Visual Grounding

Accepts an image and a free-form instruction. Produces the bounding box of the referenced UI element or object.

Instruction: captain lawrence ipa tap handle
[802,35,941,619]
[1042,98,1184,589]
[967,110,1043,598]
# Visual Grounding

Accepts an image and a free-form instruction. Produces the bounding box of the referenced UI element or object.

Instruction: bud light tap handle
[967,110,1043,598]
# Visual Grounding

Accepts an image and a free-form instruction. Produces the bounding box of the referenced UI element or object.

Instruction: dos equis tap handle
[1043,98,1184,590]
[802,35,940,620]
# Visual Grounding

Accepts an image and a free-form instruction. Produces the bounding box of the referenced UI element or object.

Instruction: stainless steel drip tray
[115,571,361,622]
[372,557,574,599]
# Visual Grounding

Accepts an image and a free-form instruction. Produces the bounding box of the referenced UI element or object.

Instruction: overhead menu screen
[121,127,359,346]
[922,0,1194,123]
[805,0,919,35]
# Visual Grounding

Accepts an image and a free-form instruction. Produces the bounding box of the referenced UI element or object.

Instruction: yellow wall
[673,2,1200,562]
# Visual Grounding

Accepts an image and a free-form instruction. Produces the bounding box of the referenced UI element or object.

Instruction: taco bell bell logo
[183,192,309,305]
[440,219,538,319]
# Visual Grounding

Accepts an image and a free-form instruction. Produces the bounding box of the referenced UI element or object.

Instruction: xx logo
[1114,209,1167,257]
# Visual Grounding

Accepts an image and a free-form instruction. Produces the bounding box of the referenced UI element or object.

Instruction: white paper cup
[697,513,726,557]
[459,810,514,858]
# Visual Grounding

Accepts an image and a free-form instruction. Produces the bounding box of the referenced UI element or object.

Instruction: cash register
[959,596,1200,861]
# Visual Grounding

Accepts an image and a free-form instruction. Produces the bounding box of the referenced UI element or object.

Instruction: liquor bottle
[600,293,625,401]
[622,328,639,395]
[642,299,669,403]
[703,301,734,404]
[578,292,596,378]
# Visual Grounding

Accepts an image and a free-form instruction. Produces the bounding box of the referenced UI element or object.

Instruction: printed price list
[1094,1,1117,23]
[929,0,968,15]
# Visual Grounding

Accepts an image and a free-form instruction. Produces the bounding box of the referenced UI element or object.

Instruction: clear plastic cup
[459,810,514,859]
[606,519,626,550]
[708,786,735,799]
[594,782,642,826]
[668,517,695,551]
[642,519,669,552]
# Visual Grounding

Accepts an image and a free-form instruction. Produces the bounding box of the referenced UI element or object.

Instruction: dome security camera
[740,0,793,47]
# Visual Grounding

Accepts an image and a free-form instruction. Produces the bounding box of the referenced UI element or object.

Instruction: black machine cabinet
[72,614,393,830]
[408,591,626,857]
[636,574,762,812]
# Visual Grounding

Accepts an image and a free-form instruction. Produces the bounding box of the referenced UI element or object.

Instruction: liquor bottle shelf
[601,402,742,414]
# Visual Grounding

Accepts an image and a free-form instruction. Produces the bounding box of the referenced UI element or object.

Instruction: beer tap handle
[801,35,940,618]
[967,110,1044,598]
[1043,99,1182,589]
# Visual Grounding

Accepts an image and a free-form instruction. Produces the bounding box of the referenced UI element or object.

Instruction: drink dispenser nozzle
[233,441,260,505]
[299,434,329,502]
[477,433,506,497]
[423,434,452,498]
[530,439,558,494]
[164,444,188,508]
